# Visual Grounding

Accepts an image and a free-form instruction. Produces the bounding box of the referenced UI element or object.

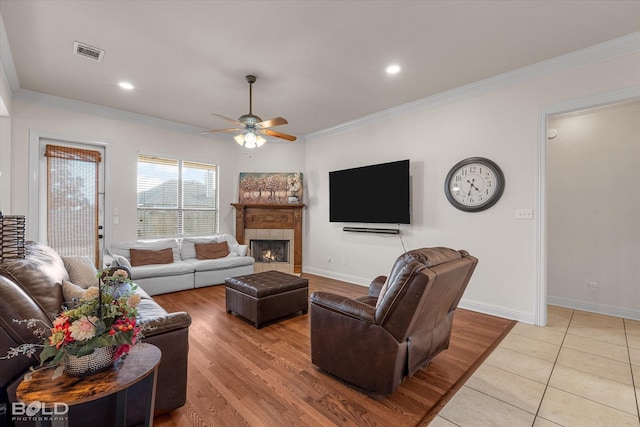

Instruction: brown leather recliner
[310,247,478,395]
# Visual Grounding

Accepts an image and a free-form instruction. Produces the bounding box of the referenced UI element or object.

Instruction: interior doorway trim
[536,86,640,326]
[28,129,110,243]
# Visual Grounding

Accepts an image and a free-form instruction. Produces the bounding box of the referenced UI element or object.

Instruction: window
[137,155,218,238]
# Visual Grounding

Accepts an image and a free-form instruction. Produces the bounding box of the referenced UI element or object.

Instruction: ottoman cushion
[225,271,308,297]
[225,271,309,328]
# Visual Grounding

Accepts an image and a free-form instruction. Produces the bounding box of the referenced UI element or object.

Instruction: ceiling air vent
[73,41,105,62]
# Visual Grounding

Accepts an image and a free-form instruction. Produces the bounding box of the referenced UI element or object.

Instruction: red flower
[114,344,130,360]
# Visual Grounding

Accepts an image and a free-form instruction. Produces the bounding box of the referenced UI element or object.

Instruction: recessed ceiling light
[118,81,134,90]
[385,64,401,75]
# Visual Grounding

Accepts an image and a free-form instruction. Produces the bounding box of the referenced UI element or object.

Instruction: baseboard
[547,295,640,321]
[303,267,537,324]
[302,267,370,287]
[457,299,536,324]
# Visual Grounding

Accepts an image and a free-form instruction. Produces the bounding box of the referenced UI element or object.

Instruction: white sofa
[106,234,255,295]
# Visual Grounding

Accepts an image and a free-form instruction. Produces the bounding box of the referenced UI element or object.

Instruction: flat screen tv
[329,159,410,224]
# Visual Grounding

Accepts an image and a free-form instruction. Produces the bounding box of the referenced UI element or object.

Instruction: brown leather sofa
[0,242,191,426]
[310,247,477,395]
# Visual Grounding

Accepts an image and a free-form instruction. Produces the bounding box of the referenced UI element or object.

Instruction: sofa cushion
[217,234,240,255]
[130,248,174,267]
[113,254,133,270]
[180,237,217,259]
[0,242,66,321]
[61,256,99,288]
[109,239,181,263]
[185,256,254,272]
[129,261,194,280]
[181,235,241,260]
[0,275,53,387]
[62,280,99,308]
[195,242,229,260]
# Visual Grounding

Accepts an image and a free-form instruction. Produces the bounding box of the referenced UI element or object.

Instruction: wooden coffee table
[15,344,161,427]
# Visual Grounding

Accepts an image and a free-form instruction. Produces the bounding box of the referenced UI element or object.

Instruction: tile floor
[431,306,640,426]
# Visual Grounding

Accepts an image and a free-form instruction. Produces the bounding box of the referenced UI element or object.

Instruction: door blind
[45,144,102,266]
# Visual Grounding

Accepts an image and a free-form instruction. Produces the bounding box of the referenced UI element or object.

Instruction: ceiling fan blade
[200,127,242,134]
[261,128,297,142]
[257,117,288,128]
[210,113,241,126]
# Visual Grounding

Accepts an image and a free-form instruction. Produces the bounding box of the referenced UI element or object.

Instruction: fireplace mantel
[231,203,304,273]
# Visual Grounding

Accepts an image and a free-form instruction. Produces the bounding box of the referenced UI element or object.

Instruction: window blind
[137,155,218,238]
[45,144,101,265]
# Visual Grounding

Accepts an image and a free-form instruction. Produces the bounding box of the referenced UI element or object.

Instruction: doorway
[29,133,107,267]
[539,92,640,325]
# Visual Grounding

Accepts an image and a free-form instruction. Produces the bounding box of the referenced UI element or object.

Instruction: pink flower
[68,315,98,341]
[126,293,141,308]
[112,269,129,280]
[82,286,99,301]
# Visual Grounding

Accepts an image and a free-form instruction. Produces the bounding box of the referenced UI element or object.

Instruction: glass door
[40,139,105,267]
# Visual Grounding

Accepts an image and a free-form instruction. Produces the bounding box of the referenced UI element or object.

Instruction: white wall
[6,36,640,325]
[303,50,640,324]
[9,92,305,244]
[547,101,640,318]
[0,57,12,213]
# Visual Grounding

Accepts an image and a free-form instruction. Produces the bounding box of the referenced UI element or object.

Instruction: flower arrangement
[3,268,142,373]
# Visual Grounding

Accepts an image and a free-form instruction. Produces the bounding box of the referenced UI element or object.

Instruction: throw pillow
[195,241,229,260]
[130,247,174,267]
[61,256,99,288]
[114,254,133,270]
[62,280,98,308]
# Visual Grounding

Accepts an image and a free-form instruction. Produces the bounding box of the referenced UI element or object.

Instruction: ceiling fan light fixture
[245,131,257,146]
[234,130,265,149]
[206,74,296,147]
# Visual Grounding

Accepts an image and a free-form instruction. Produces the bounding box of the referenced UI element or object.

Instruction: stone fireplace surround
[231,204,304,274]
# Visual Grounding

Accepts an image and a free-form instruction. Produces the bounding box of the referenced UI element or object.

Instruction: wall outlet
[588,281,598,291]
[327,256,332,263]
[342,258,346,265]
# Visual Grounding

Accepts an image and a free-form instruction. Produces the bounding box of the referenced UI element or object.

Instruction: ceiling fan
[202,75,296,148]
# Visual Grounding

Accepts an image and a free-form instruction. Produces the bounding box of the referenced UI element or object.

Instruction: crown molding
[14,89,306,145]
[306,32,640,140]
[14,89,224,136]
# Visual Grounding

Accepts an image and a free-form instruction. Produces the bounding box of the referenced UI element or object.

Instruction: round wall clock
[444,157,505,212]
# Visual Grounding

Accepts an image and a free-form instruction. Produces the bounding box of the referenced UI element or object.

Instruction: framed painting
[239,172,303,204]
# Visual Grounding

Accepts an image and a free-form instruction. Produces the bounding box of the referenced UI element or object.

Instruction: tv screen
[329,159,410,224]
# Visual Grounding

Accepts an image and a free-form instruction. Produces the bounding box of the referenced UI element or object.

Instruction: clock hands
[467,179,480,195]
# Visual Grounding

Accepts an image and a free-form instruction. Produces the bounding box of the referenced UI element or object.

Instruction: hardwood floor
[152,274,515,427]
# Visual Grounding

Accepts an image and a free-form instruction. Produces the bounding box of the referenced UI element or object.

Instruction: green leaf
[39,345,59,365]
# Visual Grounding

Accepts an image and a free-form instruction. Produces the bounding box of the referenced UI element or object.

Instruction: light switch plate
[515,209,533,219]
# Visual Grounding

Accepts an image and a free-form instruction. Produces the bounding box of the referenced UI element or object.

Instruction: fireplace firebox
[250,240,290,263]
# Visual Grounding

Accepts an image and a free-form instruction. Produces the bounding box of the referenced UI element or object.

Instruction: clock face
[445,157,504,212]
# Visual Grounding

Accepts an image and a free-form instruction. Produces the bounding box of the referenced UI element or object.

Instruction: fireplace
[251,240,290,263]
[232,203,304,274]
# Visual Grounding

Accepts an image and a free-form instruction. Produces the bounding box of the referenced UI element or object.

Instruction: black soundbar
[342,227,400,235]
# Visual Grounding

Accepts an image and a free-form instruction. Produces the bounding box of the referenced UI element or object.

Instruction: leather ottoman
[225,270,309,328]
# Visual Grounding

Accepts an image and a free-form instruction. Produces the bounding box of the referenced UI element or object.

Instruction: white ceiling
[1,1,640,138]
